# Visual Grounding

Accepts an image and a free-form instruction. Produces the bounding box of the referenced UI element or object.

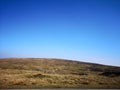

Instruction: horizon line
[0,57,120,67]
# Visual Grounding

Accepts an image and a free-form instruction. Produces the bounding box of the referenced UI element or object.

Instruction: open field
[0,58,120,89]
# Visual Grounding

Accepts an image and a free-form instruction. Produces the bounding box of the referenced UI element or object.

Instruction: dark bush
[99,71,120,77]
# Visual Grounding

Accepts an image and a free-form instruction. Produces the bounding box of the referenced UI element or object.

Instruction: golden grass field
[0,58,120,89]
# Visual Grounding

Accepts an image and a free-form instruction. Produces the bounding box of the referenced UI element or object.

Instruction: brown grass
[0,58,120,88]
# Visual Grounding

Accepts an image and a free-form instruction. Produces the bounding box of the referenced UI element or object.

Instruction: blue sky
[0,0,120,66]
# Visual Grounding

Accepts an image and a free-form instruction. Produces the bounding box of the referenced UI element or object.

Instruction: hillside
[0,58,120,89]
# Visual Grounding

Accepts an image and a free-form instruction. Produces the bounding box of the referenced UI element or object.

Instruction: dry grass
[0,58,120,89]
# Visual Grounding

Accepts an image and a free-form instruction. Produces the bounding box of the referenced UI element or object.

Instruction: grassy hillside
[0,58,120,89]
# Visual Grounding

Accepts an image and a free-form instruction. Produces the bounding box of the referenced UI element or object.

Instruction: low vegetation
[0,58,120,88]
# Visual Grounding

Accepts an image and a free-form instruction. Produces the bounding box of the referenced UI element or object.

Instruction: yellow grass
[0,58,120,89]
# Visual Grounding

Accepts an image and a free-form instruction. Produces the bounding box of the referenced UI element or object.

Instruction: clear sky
[0,0,120,66]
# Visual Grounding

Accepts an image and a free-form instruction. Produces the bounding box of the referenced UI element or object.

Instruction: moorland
[0,58,120,89]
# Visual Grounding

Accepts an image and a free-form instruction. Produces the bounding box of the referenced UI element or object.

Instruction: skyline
[0,0,120,66]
